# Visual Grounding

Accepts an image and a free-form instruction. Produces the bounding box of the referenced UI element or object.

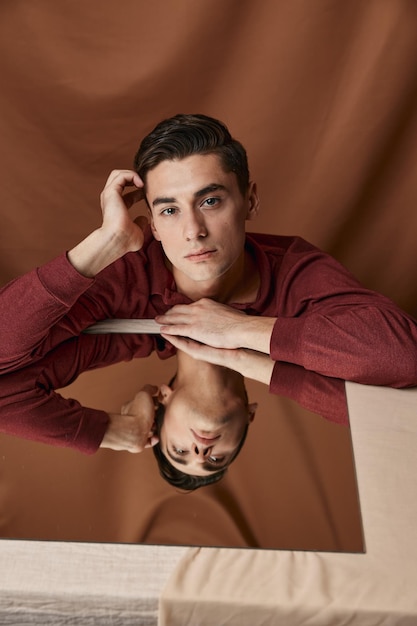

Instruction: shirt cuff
[71,407,110,455]
[36,253,94,308]
[270,317,306,364]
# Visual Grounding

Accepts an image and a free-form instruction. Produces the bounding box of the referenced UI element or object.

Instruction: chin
[189,263,233,281]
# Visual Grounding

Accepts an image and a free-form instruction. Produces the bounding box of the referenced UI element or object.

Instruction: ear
[247,402,258,423]
[158,383,174,406]
[245,182,260,221]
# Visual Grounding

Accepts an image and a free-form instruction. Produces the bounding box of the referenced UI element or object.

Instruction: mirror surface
[0,352,363,552]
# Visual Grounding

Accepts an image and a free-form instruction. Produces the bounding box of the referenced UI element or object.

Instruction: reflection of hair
[152,403,249,492]
[133,113,250,195]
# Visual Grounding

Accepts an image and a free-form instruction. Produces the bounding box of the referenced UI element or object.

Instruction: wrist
[238,349,275,384]
[100,413,145,453]
[237,316,275,354]
[68,228,131,278]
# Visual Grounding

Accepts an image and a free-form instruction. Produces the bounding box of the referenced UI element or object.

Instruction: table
[1,382,416,624]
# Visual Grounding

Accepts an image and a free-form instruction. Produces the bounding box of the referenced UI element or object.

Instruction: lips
[185,249,216,261]
[191,429,220,445]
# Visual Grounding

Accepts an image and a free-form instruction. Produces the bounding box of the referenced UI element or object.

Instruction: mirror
[0,349,364,552]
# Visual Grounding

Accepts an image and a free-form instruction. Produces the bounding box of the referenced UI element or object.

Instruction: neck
[175,350,243,392]
[171,249,259,304]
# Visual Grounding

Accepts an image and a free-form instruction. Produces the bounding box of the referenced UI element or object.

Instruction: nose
[192,444,211,458]
[183,210,207,241]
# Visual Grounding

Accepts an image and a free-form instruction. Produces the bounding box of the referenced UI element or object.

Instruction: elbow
[348,344,417,388]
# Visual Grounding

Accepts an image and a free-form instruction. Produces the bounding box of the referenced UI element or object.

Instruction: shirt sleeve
[0,332,156,454]
[0,252,146,374]
[269,360,348,425]
[0,254,94,373]
[269,240,417,387]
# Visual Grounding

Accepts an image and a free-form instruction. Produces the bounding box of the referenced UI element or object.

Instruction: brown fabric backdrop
[1,0,416,550]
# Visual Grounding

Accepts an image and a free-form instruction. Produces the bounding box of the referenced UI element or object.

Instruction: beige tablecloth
[160,383,417,624]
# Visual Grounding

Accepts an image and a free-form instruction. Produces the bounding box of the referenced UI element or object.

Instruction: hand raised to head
[99,169,147,253]
[68,169,149,277]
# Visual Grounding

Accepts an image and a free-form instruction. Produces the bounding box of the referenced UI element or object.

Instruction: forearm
[1,169,146,372]
[0,370,109,453]
[0,332,157,452]
[269,361,348,425]
[67,226,133,278]
[221,341,348,426]
[271,306,417,387]
[100,412,154,453]
[0,235,147,374]
[264,237,417,387]
[0,254,94,373]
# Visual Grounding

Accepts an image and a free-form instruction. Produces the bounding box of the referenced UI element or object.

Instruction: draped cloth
[0,2,417,622]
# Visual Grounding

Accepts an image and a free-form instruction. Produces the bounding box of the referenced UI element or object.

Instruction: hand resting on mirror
[156,298,276,355]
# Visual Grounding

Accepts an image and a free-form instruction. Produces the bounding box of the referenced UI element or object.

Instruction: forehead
[145,153,237,199]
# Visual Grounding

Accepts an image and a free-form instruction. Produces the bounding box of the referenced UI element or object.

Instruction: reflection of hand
[162,334,274,385]
[160,334,239,367]
[100,384,160,453]
[156,298,276,354]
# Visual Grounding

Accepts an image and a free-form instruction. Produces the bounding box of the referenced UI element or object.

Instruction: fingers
[159,324,190,338]
[156,305,197,336]
[100,170,145,210]
[161,333,229,367]
[104,169,144,190]
[161,333,194,350]
[120,401,130,415]
[155,299,236,326]
[155,305,192,324]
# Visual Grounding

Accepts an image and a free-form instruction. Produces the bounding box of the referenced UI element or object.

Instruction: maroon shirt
[1,229,417,452]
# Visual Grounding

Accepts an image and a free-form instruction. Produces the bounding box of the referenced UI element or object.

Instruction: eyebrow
[166,447,230,473]
[151,184,227,208]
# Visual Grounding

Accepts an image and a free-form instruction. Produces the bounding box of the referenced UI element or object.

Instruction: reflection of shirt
[1,228,417,452]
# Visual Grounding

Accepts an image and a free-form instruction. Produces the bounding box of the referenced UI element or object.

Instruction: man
[1,114,416,475]
[0,319,258,489]
[150,345,257,490]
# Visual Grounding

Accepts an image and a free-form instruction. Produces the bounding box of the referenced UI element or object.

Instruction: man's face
[158,383,255,477]
[145,154,258,290]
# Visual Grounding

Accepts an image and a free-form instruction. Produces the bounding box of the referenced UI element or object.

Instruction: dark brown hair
[152,402,250,491]
[133,113,250,195]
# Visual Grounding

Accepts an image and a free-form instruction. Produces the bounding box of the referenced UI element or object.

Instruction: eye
[208,455,224,464]
[202,197,219,208]
[161,207,177,216]
[172,446,186,455]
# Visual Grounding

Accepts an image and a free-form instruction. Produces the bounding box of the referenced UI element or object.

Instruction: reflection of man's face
[145,153,258,291]
[158,383,255,477]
